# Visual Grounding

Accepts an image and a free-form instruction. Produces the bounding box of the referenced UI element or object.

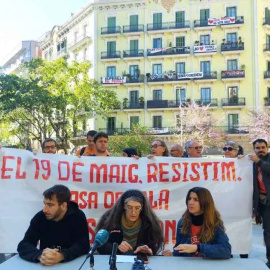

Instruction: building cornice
[93,0,145,11]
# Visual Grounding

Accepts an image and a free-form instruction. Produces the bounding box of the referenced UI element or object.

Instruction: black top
[17,201,90,262]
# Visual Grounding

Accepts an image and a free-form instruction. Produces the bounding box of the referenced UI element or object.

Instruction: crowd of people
[1,131,270,268]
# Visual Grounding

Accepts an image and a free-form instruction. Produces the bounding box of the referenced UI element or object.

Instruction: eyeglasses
[188,146,203,150]
[44,145,56,150]
[151,144,163,148]
[125,205,142,213]
[223,147,236,152]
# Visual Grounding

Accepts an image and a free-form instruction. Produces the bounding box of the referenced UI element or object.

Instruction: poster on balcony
[194,45,217,53]
[0,148,252,254]
[148,47,170,54]
[177,72,203,79]
[208,17,235,25]
[102,76,126,84]
[221,70,244,77]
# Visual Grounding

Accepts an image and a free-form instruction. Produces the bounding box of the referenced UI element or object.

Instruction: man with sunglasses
[42,138,57,154]
[249,139,270,268]
[185,140,203,158]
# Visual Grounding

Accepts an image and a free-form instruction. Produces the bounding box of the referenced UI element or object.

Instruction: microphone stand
[109,243,118,270]
[90,254,95,269]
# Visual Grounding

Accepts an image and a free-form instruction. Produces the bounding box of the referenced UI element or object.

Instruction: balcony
[147,21,190,33]
[101,76,126,86]
[68,33,91,51]
[221,97,245,107]
[123,101,144,110]
[147,72,191,84]
[194,99,218,107]
[56,48,68,59]
[264,44,270,55]
[101,26,121,36]
[98,128,131,136]
[217,126,248,134]
[263,18,270,29]
[221,70,245,81]
[221,42,244,54]
[220,16,244,28]
[123,24,144,35]
[194,20,216,30]
[147,46,190,58]
[264,71,270,81]
[123,50,144,60]
[194,71,217,82]
[193,44,217,56]
[147,100,188,109]
[101,51,121,61]
[125,75,144,85]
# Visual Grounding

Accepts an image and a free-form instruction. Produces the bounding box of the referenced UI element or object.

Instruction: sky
[0,0,90,65]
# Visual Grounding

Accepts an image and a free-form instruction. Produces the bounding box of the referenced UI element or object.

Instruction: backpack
[80,146,86,156]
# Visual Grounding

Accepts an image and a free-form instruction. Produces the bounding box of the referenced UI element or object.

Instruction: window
[107,41,116,57]
[201,88,211,102]
[61,40,67,53]
[200,9,210,24]
[130,91,139,104]
[83,25,88,37]
[228,114,238,129]
[176,36,185,47]
[108,17,116,30]
[107,66,116,77]
[267,35,270,50]
[153,90,162,100]
[107,117,116,134]
[130,40,139,54]
[268,61,270,71]
[74,32,78,43]
[227,59,238,70]
[176,62,185,74]
[49,49,53,60]
[153,13,162,29]
[176,11,185,26]
[130,116,139,129]
[130,15,139,31]
[200,61,210,75]
[129,65,139,79]
[268,87,270,98]
[200,35,210,45]
[227,33,237,43]
[153,64,162,74]
[153,38,162,48]
[266,8,270,19]
[176,88,186,102]
[153,116,162,128]
[226,7,237,17]
[84,48,88,61]
[228,86,238,104]
[57,44,60,52]
[44,52,48,60]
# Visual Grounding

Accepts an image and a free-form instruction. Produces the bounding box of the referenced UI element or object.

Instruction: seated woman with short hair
[164,187,231,259]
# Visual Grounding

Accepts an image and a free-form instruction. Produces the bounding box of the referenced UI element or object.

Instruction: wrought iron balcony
[264,44,270,52]
[194,20,213,27]
[101,76,126,84]
[263,17,270,26]
[123,50,144,58]
[194,99,218,107]
[221,42,244,52]
[147,100,188,109]
[147,72,180,83]
[125,75,144,83]
[98,128,130,136]
[123,101,144,109]
[221,70,245,79]
[101,26,121,35]
[101,51,121,59]
[123,24,144,33]
[264,71,270,79]
[221,16,244,25]
[195,71,217,80]
[147,46,190,56]
[147,21,190,31]
[221,97,246,106]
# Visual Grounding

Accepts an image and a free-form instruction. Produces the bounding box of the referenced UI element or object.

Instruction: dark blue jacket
[173,218,231,259]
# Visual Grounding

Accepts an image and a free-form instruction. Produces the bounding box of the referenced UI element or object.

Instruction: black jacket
[17,201,90,262]
[253,153,270,213]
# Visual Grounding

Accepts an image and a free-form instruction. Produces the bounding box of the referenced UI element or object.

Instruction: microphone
[109,229,123,270]
[87,229,109,258]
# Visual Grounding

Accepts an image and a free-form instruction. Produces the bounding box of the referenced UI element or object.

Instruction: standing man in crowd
[42,138,57,154]
[17,185,90,266]
[185,139,203,158]
[92,132,110,157]
[76,130,97,156]
[170,144,183,157]
[249,139,270,268]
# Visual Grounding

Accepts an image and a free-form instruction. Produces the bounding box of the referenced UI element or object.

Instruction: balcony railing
[68,33,91,49]
[263,17,270,26]
[125,75,144,83]
[221,42,244,52]
[221,97,246,106]
[195,71,217,80]
[221,16,244,25]
[221,70,245,79]
[123,101,144,109]
[101,76,126,84]
[147,100,188,109]
[147,72,188,83]
[101,51,121,59]
[264,71,270,79]
[194,99,218,106]
[147,46,190,56]
[264,44,270,52]
[194,20,214,27]
[123,24,144,33]
[123,50,144,58]
[101,26,121,35]
[147,21,190,31]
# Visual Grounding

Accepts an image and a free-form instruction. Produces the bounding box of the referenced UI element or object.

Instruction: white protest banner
[194,45,217,53]
[0,148,253,254]
[177,72,203,79]
[208,17,235,26]
[101,76,126,84]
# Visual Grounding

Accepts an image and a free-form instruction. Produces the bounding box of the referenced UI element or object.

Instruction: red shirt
[257,167,267,194]
[191,224,201,257]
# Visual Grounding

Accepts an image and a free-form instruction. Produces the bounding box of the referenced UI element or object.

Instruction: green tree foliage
[0,58,120,152]
[108,124,154,156]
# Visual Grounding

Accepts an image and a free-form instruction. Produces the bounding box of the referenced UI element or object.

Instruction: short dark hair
[93,132,108,143]
[42,138,57,148]
[86,130,97,138]
[123,148,138,157]
[43,185,71,205]
[252,139,268,148]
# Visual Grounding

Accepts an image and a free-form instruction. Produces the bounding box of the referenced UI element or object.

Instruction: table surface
[0,255,268,270]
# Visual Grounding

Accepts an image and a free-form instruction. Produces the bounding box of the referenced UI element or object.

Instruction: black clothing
[191,214,203,226]
[17,201,90,263]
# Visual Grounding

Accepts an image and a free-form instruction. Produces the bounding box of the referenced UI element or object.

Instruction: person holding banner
[42,138,57,154]
[76,130,97,156]
[185,140,203,158]
[96,189,164,256]
[163,187,231,258]
[148,139,169,158]
[91,132,110,157]
[17,185,90,266]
